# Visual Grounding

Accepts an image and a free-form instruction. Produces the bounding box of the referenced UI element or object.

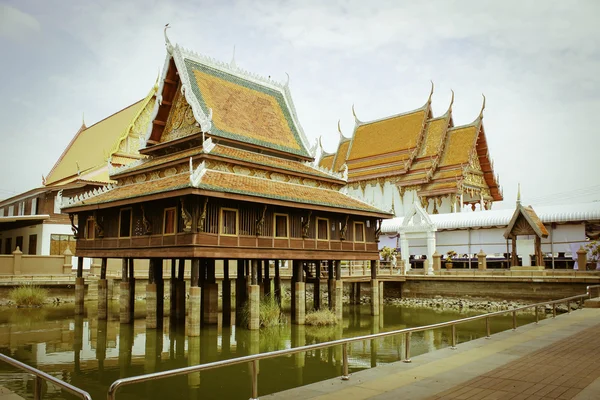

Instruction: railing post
[485,317,491,338]
[250,359,259,400]
[451,325,457,349]
[512,310,517,330]
[34,376,43,400]
[552,303,556,318]
[341,343,349,380]
[567,301,571,314]
[535,306,539,324]
[403,332,412,363]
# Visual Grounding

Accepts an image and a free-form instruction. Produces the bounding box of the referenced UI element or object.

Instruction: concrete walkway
[266,308,600,400]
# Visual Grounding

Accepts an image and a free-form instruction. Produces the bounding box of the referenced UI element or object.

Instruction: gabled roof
[504,203,549,239]
[318,154,335,170]
[143,41,313,159]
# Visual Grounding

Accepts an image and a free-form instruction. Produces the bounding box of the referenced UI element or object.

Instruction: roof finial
[449,89,454,111]
[517,183,521,205]
[81,112,86,128]
[337,119,344,139]
[352,104,361,124]
[164,23,173,54]
[230,45,237,69]
[284,72,290,88]
[479,93,486,119]
[318,135,324,152]
[428,80,434,103]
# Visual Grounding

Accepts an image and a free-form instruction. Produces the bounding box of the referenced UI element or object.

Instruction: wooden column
[535,236,544,267]
[291,260,299,320]
[334,260,343,321]
[170,258,177,315]
[222,259,231,327]
[188,258,201,336]
[370,260,379,316]
[128,258,135,318]
[236,259,247,323]
[156,259,164,326]
[100,257,107,280]
[257,259,263,294]
[251,259,258,286]
[176,259,186,321]
[146,259,158,329]
[274,260,281,306]
[314,261,321,310]
[202,259,217,325]
[75,257,84,315]
[511,236,518,266]
[120,258,132,324]
[263,259,271,298]
[327,260,334,310]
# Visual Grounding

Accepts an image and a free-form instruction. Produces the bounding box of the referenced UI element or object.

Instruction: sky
[1,0,599,208]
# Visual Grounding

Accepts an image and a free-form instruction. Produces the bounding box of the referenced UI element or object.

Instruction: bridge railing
[107,284,600,400]
[0,353,92,400]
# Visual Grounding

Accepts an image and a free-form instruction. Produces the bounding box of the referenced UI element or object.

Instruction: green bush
[305,308,337,326]
[9,285,48,307]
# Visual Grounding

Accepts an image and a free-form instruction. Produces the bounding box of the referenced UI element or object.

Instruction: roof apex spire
[230,45,237,68]
[428,80,434,103]
[517,183,521,205]
[164,23,173,54]
[479,93,486,119]
[352,104,361,124]
[81,112,86,128]
[449,89,454,112]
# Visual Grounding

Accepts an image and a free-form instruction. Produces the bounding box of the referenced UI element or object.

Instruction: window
[18,202,24,216]
[7,206,14,217]
[220,208,238,236]
[354,222,365,242]
[15,236,23,252]
[30,198,37,215]
[28,235,37,255]
[163,207,177,235]
[4,238,12,254]
[85,217,95,240]
[274,214,289,238]
[317,218,329,241]
[119,208,132,238]
[50,234,76,255]
[0,208,4,217]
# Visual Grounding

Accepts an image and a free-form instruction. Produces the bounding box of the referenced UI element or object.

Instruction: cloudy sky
[1,0,599,207]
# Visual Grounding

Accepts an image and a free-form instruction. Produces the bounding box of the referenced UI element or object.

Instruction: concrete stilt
[170,258,177,315]
[274,260,281,306]
[176,259,186,321]
[379,281,384,309]
[222,259,231,326]
[294,281,306,325]
[236,260,246,323]
[188,286,201,337]
[335,280,343,321]
[146,283,158,329]
[98,279,108,320]
[75,277,85,315]
[120,280,132,324]
[187,335,201,388]
[371,279,380,316]
[263,259,271,298]
[328,260,334,310]
[248,284,260,330]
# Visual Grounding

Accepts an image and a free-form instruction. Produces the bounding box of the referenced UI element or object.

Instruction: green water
[0,303,541,399]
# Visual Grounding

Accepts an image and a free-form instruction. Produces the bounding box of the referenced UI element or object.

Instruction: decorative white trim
[62,184,115,208]
[302,161,345,180]
[190,161,208,186]
[108,158,145,177]
[202,136,215,153]
[141,54,171,149]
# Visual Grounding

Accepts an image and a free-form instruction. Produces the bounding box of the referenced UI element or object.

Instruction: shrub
[9,285,48,307]
[305,308,337,326]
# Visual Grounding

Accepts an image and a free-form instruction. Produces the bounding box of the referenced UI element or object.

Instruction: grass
[305,308,338,326]
[241,294,286,328]
[9,285,48,307]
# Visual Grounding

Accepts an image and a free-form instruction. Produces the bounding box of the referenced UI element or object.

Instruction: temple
[318,84,503,217]
[62,31,391,331]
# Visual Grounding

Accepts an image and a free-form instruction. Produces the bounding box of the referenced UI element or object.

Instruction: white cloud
[0,4,41,40]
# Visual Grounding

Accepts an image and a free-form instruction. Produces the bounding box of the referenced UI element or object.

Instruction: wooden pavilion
[62,31,391,333]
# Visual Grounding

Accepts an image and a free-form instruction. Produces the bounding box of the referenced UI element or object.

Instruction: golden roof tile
[347,109,427,163]
[439,125,479,167]
[332,140,351,172]
[419,118,448,158]
[318,154,335,170]
[348,165,403,179]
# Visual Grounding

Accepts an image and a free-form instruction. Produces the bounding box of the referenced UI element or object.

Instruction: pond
[0,302,541,399]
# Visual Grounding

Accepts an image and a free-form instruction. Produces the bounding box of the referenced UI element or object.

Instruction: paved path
[266,308,600,400]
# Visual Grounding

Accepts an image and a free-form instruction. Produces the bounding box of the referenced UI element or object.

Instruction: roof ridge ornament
[448,89,454,112]
[164,24,173,55]
[284,72,290,88]
[517,183,521,205]
[352,104,362,125]
[337,119,345,140]
[230,45,237,69]
[428,80,434,103]
[479,93,486,120]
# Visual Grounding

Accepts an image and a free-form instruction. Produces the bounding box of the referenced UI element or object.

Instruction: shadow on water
[0,302,542,399]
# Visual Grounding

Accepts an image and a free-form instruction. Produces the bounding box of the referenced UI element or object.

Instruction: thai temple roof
[45,86,157,187]
[62,30,391,219]
[318,87,502,202]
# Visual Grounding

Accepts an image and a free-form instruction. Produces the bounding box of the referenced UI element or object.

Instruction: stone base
[98,279,108,320]
[510,266,546,276]
[371,279,380,316]
[584,298,600,308]
[75,277,85,315]
[293,282,306,325]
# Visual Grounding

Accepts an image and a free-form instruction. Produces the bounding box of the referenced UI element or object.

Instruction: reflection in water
[0,302,542,399]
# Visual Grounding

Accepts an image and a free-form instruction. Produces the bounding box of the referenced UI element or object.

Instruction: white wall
[0,224,45,255]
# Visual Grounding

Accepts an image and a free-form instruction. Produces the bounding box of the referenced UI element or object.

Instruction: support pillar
[155,259,164,326]
[236,260,246,323]
[327,260,334,310]
[188,286,201,337]
[335,280,343,321]
[371,279,380,316]
[291,260,300,320]
[426,231,435,275]
[314,261,321,310]
[146,282,157,329]
[120,260,132,325]
[577,246,588,271]
[170,259,177,315]
[176,259,186,321]
[98,279,108,320]
[477,249,487,270]
[248,284,260,330]
[432,251,442,272]
[263,260,271,298]
[293,281,306,325]
[75,257,84,315]
[222,259,231,326]
[203,259,218,325]
[274,260,281,306]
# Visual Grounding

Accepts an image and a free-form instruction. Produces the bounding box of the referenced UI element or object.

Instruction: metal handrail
[107,285,600,400]
[0,353,92,400]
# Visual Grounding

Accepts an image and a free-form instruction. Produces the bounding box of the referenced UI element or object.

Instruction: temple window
[220,208,238,236]
[354,222,365,242]
[163,207,177,235]
[85,217,95,240]
[317,218,329,241]
[119,208,132,238]
[274,213,289,238]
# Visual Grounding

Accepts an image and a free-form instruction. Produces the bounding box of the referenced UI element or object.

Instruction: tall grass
[9,285,48,307]
[305,308,338,326]
[241,295,286,328]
